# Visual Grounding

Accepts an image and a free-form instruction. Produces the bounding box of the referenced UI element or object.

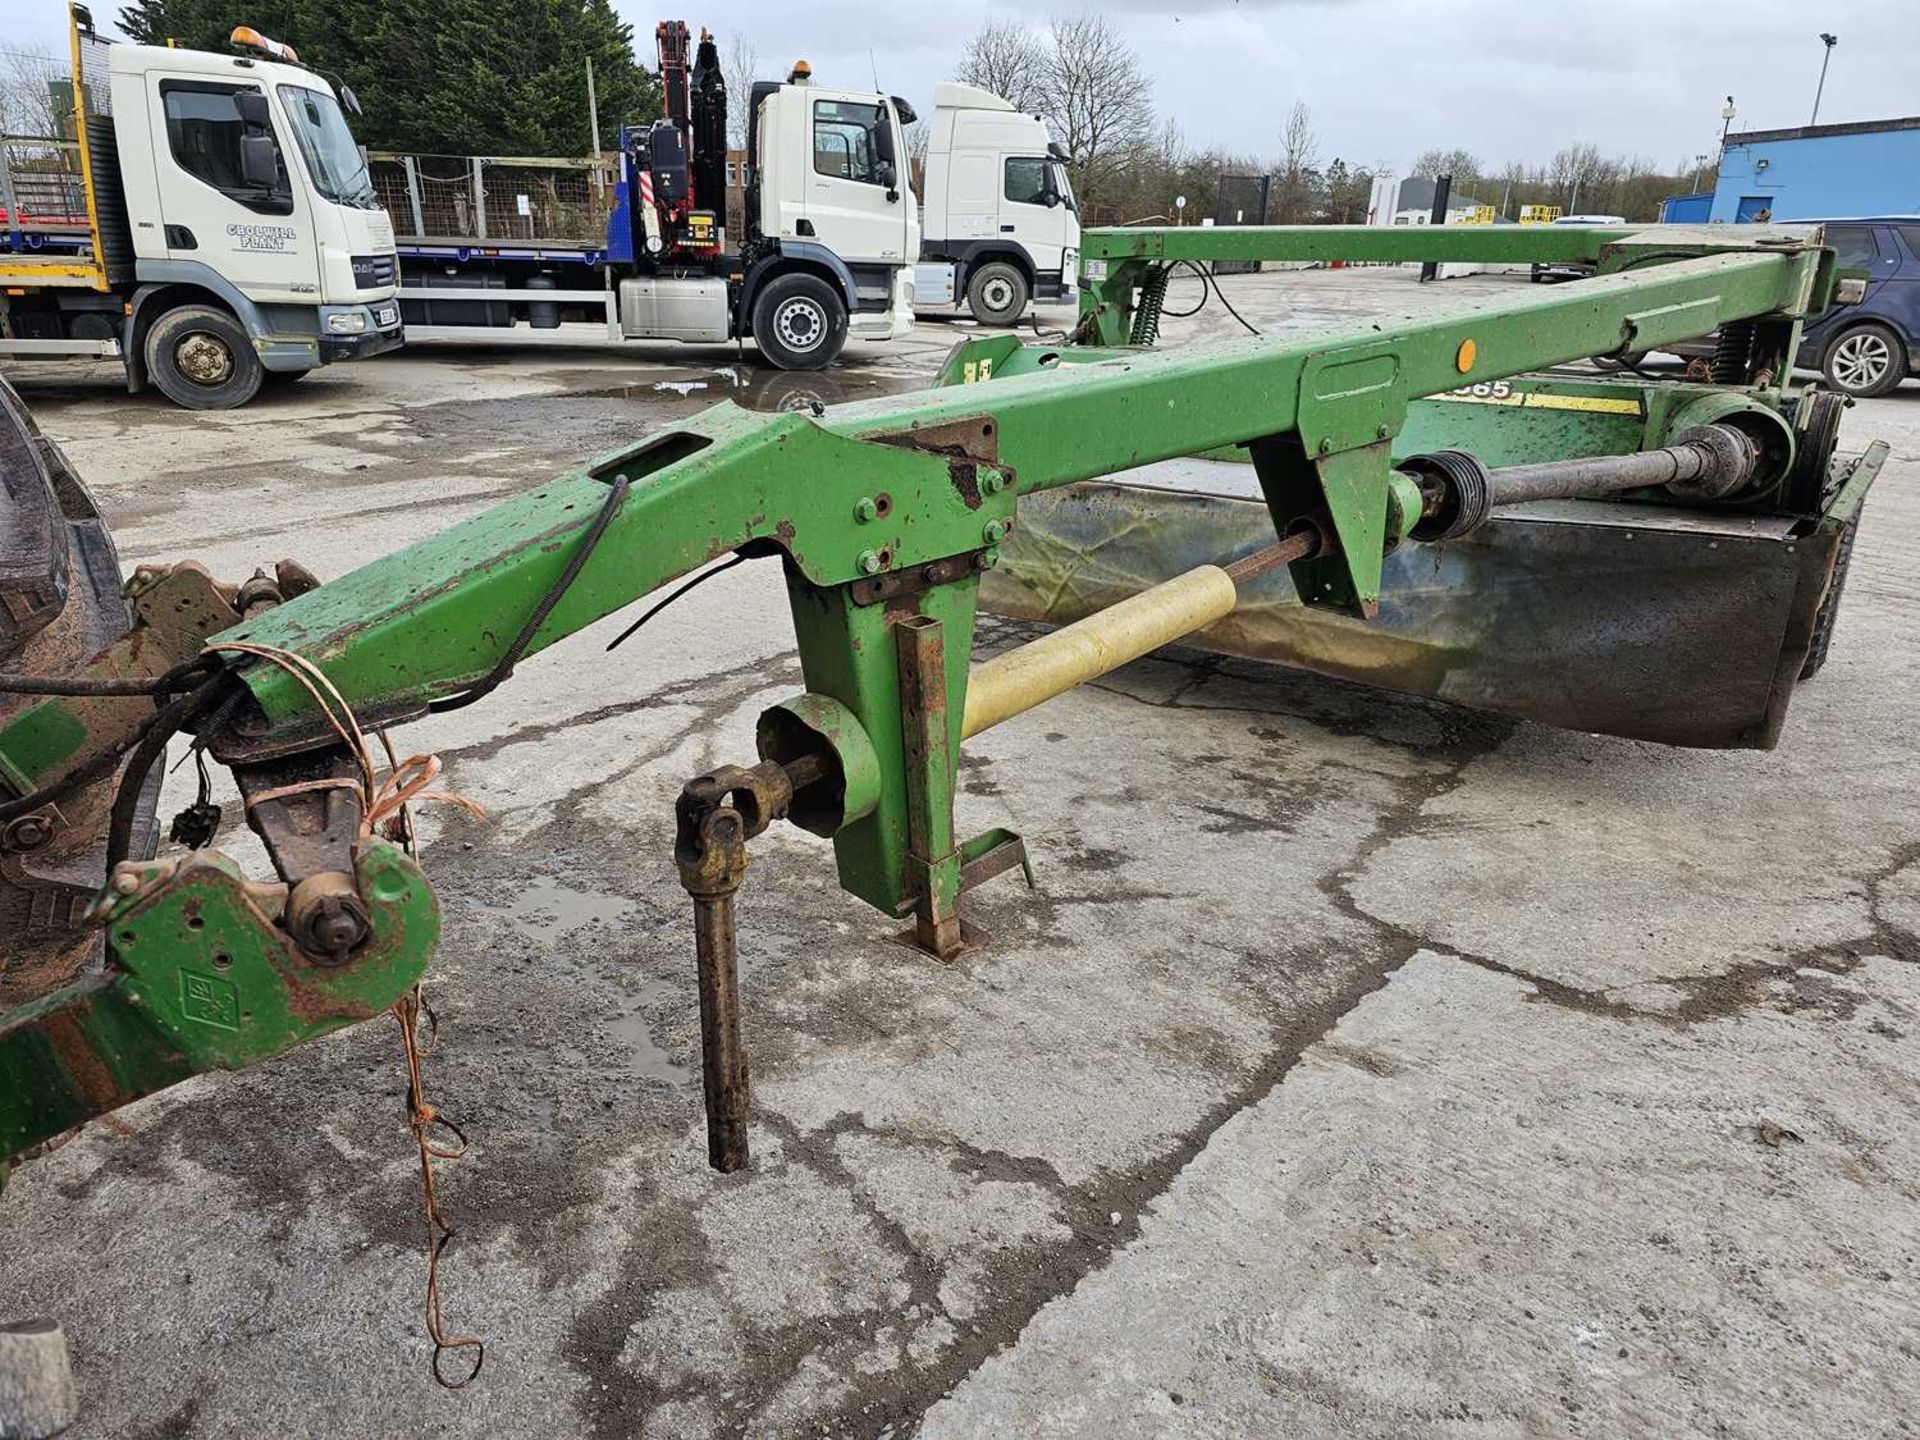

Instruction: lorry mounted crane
[381,24,915,369]
[0,5,401,409]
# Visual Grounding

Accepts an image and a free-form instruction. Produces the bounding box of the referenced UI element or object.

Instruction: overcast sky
[9,0,1914,173]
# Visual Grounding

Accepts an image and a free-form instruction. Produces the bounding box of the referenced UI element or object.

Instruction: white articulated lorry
[913,83,1080,327]
[0,5,401,408]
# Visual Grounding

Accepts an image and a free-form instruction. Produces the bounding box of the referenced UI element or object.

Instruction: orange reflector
[1455,338,1477,372]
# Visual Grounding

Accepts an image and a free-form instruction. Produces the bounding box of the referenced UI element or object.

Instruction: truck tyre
[751,273,848,370]
[1799,512,1859,680]
[966,261,1029,326]
[144,305,263,410]
[1821,321,1906,399]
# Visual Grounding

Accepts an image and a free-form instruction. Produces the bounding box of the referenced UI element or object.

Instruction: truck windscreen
[282,85,377,207]
[1051,161,1077,212]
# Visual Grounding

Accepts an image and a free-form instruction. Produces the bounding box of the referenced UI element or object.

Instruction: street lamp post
[1721,96,1737,145]
[1811,33,1838,126]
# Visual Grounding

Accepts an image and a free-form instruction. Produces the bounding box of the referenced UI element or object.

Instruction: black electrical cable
[1198,262,1262,336]
[105,672,242,868]
[604,554,749,653]
[0,652,221,698]
[1157,262,1210,319]
[430,475,631,714]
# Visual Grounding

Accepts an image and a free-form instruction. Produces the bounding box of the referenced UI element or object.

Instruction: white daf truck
[384,27,915,370]
[0,6,401,408]
[913,83,1080,327]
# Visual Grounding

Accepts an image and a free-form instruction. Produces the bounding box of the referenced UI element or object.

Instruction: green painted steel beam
[226,246,1826,726]
[1083,222,1632,266]
[1077,221,1825,267]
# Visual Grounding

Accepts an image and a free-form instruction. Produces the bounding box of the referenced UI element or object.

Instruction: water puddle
[482,875,637,937]
[569,359,920,414]
[474,877,692,1085]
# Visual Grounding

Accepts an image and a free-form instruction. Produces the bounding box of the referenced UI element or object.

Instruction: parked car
[1530,214,1628,283]
[1602,218,1920,398]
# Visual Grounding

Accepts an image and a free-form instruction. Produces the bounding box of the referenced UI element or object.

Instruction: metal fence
[0,137,89,245]
[371,153,618,244]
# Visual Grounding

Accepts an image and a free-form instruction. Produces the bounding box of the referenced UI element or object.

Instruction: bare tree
[0,44,67,138]
[1043,14,1153,202]
[722,31,759,151]
[955,20,1050,114]
[1272,101,1320,222]
[1411,146,1483,192]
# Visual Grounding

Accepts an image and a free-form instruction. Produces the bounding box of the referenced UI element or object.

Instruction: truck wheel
[966,262,1029,326]
[1821,322,1906,399]
[752,274,847,370]
[1799,512,1860,680]
[144,305,263,410]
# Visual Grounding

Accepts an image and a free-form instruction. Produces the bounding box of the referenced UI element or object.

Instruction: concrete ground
[1,268,1915,1439]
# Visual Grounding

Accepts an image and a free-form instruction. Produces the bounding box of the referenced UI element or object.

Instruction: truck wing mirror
[890,95,917,125]
[873,119,896,165]
[239,132,279,188]
[235,90,271,129]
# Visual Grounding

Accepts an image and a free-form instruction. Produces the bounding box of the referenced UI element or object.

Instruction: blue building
[1706,116,1920,222]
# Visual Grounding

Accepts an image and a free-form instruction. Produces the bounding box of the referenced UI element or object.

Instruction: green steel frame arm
[1080,221,1638,265]
[0,226,1846,1173]
[205,239,1832,926]
[1074,221,1838,350]
[226,244,1832,724]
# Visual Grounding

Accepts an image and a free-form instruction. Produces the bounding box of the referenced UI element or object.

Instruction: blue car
[1807,218,1920,397]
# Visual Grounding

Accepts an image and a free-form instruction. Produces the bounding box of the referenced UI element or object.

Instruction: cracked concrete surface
[0,272,1915,1439]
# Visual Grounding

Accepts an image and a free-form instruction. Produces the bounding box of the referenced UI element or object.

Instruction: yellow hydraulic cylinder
[961,564,1240,738]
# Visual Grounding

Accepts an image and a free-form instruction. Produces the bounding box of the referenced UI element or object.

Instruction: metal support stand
[673,761,802,1172]
[893,615,964,960]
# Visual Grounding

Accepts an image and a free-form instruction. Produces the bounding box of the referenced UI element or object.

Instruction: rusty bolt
[287,883,372,962]
[982,519,1009,545]
[853,496,880,523]
[111,866,144,896]
[2,813,55,852]
[857,549,884,575]
[979,545,1002,570]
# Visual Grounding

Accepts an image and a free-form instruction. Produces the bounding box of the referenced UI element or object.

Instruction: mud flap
[980,445,1886,751]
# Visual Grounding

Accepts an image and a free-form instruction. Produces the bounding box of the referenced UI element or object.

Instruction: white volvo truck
[0,6,401,408]
[914,83,1080,327]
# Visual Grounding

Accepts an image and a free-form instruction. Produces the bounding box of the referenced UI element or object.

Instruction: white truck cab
[0,6,400,408]
[747,80,918,345]
[915,82,1079,326]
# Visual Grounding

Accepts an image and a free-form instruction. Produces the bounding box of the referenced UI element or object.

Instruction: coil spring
[1129,265,1170,346]
[1712,320,1756,384]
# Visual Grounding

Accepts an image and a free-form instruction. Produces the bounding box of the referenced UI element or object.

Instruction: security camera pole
[1811,33,1838,125]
